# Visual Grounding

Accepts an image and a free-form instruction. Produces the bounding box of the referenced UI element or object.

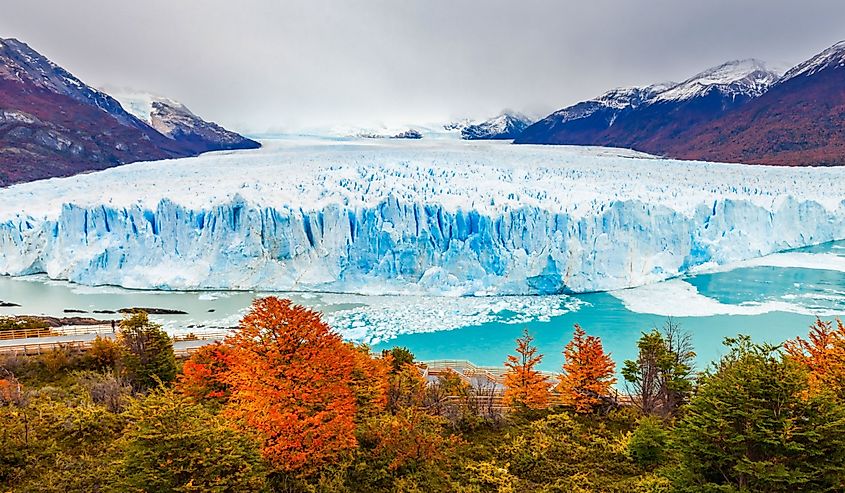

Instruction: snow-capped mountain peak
[106,88,259,150]
[102,89,185,125]
[460,111,533,140]
[550,82,673,123]
[782,40,845,81]
[651,59,781,103]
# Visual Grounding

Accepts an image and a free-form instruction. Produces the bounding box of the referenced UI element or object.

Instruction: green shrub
[627,417,669,468]
[117,312,176,391]
[115,388,266,492]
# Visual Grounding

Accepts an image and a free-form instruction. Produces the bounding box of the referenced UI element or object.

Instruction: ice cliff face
[1,139,845,295]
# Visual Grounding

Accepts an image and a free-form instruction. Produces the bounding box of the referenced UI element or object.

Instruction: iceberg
[1,138,845,295]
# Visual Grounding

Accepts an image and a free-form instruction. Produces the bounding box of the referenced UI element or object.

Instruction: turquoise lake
[2,241,844,376]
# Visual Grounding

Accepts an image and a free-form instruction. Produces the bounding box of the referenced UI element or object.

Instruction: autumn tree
[0,368,22,407]
[784,317,845,399]
[223,297,358,477]
[83,335,122,372]
[117,312,177,391]
[622,320,695,417]
[348,343,390,421]
[352,408,459,491]
[557,324,616,413]
[503,329,551,410]
[387,361,427,414]
[381,347,427,414]
[178,342,231,406]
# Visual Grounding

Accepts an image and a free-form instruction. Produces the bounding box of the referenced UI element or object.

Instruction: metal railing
[172,331,231,342]
[0,340,91,356]
[53,324,115,337]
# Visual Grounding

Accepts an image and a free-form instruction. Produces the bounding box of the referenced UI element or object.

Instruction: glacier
[1,138,845,295]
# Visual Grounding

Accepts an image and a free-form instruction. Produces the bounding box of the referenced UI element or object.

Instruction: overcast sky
[2,1,844,133]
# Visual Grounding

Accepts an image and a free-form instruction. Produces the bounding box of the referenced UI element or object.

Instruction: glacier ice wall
[1,194,843,295]
[2,139,845,295]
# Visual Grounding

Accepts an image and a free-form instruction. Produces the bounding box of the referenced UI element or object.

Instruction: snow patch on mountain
[782,40,845,81]
[104,89,174,124]
[553,83,673,123]
[1,139,845,295]
[651,59,781,103]
[105,88,259,150]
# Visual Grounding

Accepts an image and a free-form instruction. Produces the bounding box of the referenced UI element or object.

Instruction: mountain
[0,37,258,186]
[664,41,845,166]
[461,112,533,140]
[107,90,259,154]
[515,59,782,154]
[515,83,672,145]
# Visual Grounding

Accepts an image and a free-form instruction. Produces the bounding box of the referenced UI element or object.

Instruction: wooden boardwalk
[421,359,558,389]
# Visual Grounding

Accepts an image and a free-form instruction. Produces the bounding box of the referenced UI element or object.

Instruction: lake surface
[2,241,844,374]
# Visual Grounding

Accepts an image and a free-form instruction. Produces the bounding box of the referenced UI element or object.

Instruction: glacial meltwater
[2,240,845,373]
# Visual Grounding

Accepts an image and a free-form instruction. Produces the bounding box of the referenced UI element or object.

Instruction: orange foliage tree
[784,317,845,398]
[503,329,551,409]
[387,361,427,414]
[222,297,358,476]
[557,324,617,413]
[356,409,458,478]
[178,342,231,405]
[0,377,22,406]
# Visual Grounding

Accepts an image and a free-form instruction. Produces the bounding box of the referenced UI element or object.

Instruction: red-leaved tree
[178,342,231,405]
[784,317,845,398]
[223,297,358,476]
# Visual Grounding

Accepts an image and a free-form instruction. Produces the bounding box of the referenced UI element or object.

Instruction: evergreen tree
[503,329,551,410]
[382,346,415,373]
[118,312,177,391]
[672,336,845,492]
[622,320,695,417]
[627,416,669,469]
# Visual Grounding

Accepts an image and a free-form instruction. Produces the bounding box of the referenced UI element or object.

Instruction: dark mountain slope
[0,37,258,186]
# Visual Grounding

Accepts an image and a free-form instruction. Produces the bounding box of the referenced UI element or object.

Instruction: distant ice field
[2,138,844,219]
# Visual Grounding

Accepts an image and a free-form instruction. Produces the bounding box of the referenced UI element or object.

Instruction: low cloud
[2,0,843,133]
